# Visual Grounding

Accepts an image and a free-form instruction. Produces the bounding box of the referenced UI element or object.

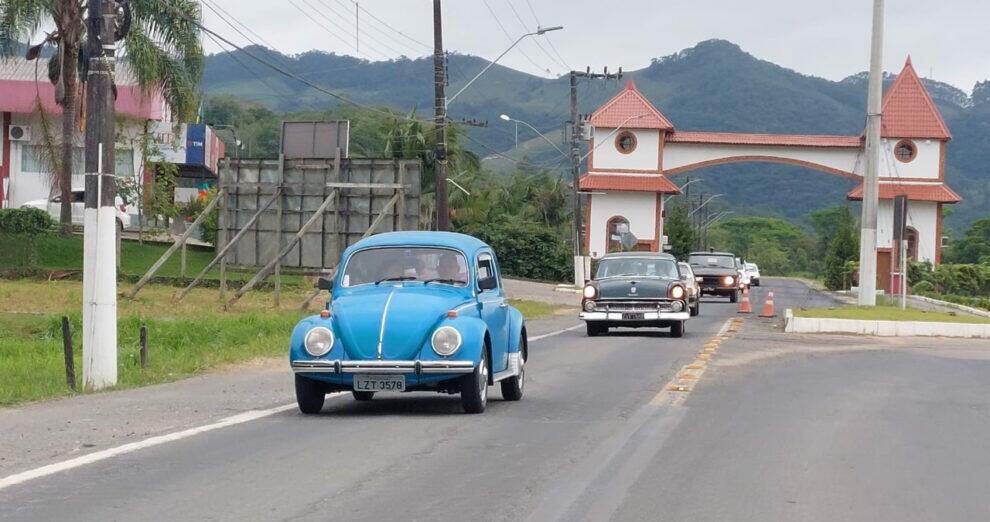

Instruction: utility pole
[82,0,118,390]
[858,0,884,306]
[355,2,359,54]
[569,67,621,285]
[432,0,449,231]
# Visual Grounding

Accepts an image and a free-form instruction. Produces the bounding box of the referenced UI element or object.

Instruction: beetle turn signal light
[320,310,331,318]
[447,310,458,318]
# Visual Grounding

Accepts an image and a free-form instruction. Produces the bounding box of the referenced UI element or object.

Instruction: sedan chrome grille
[597,300,676,312]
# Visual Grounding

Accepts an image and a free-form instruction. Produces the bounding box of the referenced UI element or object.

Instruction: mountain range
[202,39,990,232]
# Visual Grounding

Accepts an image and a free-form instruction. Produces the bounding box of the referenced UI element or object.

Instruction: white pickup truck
[744,262,761,286]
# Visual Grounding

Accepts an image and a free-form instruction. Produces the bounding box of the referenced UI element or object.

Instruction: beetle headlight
[304,327,334,357]
[670,285,685,300]
[431,326,462,357]
[583,285,597,299]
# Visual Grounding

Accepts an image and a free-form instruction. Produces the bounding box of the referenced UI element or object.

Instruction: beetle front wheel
[460,346,489,414]
[295,375,325,414]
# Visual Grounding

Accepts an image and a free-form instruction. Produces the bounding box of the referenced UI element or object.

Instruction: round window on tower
[894,139,917,163]
[614,131,637,154]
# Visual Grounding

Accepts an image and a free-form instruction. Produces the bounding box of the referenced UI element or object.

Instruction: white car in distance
[21,188,132,233]
[745,262,761,286]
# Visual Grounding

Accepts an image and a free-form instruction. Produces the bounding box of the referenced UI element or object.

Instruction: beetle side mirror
[478,276,498,291]
[316,277,334,291]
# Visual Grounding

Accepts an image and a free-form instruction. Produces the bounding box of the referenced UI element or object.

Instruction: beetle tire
[500,336,526,401]
[670,320,685,338]
[460,346,489,414]
[295,375,326,414]
[352,390,375,401]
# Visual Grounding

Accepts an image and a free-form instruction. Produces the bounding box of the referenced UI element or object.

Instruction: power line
[504,0,566,72]
[522,0,570,70]
[353,1,434,50]
[201,0,292,67]
[480,0,552,75]
[311,0,408,57]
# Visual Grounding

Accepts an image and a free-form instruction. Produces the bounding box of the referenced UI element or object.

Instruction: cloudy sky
[202,0,989,92]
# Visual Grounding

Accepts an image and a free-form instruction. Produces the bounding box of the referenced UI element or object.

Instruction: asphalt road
[3,278,989,521]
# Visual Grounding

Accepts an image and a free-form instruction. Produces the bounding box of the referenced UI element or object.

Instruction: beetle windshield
[341,247,469,287]
[688,255,736,269]
[595,257,678,279]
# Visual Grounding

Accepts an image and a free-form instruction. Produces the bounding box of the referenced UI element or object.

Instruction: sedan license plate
[354,374,405,392]
[622,312,645,320]
[703,286,715,292]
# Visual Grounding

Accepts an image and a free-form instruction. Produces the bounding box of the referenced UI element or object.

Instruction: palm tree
[1,0,203,235]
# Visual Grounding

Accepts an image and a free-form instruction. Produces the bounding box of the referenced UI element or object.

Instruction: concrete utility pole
[858,0,884,306]
[432,0,449,231]
[82,0,118,390]
[570,67,621,285]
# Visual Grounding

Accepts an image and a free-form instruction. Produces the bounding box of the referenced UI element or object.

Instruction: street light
[446,25,563,106]
[499,114,567,157]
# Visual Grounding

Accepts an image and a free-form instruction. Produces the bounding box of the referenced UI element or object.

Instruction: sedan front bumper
[579,311,690,321]
[290,359,475,374]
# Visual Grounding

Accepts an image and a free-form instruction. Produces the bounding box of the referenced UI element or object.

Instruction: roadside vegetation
[907,218,990,311]
[793,303,990,324]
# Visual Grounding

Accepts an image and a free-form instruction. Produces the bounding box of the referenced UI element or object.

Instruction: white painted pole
[858,0,884,306]
[83,143,118,390]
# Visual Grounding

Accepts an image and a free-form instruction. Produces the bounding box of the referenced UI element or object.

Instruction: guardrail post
[139,325,148,369]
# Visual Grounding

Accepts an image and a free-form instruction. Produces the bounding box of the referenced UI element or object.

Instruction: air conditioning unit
[8,125,31,142]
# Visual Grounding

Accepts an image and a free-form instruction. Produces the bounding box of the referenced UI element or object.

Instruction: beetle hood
[333,285,472,360]
[595,277,674,299]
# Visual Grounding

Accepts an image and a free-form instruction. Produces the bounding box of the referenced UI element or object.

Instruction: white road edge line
[0,323,584,492]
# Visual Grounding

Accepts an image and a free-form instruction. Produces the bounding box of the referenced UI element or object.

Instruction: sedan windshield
[341,247,469,287]
[596,257,678,279]
[688,255,736,269]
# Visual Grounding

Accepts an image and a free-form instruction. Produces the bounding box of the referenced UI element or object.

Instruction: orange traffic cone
[759,291,776,317]
[738,288,752,314]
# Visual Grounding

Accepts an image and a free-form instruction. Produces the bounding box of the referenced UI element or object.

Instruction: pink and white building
[0,58,223,216]
[580,58,959,291]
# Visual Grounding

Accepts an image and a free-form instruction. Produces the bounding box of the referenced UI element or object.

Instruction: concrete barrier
[783,309,990,338]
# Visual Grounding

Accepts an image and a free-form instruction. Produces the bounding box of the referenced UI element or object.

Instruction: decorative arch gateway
[579,57,961,291]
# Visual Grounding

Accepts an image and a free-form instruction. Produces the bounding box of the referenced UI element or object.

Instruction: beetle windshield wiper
[375,276,417,285]
[423,278,465,285]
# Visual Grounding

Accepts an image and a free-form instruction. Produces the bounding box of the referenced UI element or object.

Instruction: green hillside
[202,39,989,232]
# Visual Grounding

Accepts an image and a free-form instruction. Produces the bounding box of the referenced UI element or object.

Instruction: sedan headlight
[304,327,334,357]
[670,285,685,300]
[431,326,462,357]
[583,285,597,299]
[722,276,735,286]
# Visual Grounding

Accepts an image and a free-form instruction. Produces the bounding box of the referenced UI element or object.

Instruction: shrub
[463,218,570,282]
[911,280,935,293]
[0,208,56,235]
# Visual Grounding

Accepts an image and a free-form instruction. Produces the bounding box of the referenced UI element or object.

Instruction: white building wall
[663,142,863,176]
[5,112,146,209]
[877,199,938,263]
[880,138,940,179]
[587,191,657,258]
[591,128,660,171]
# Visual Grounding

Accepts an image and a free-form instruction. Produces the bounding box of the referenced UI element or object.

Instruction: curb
[783,308,990,338]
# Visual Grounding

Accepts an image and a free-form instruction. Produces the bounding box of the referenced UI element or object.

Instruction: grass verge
[0,280,560,406]
[793,304,990,324]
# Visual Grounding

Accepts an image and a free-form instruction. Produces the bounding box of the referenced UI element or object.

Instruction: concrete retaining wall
[783,309,990,338]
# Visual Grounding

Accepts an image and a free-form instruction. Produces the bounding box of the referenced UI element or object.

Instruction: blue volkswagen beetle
[289,232,527,414]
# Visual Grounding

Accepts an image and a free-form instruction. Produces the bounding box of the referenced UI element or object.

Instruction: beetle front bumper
[290,359,475,374]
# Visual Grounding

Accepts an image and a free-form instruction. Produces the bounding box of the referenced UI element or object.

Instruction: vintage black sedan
[580,252,690,337]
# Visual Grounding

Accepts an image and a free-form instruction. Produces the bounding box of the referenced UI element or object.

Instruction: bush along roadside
[0,208,57,272]
[908,260,990,311]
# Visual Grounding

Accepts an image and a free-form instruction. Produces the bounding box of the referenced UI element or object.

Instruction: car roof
[600,251,676,260]
[345,231,490,255]
[688,251,735,257]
